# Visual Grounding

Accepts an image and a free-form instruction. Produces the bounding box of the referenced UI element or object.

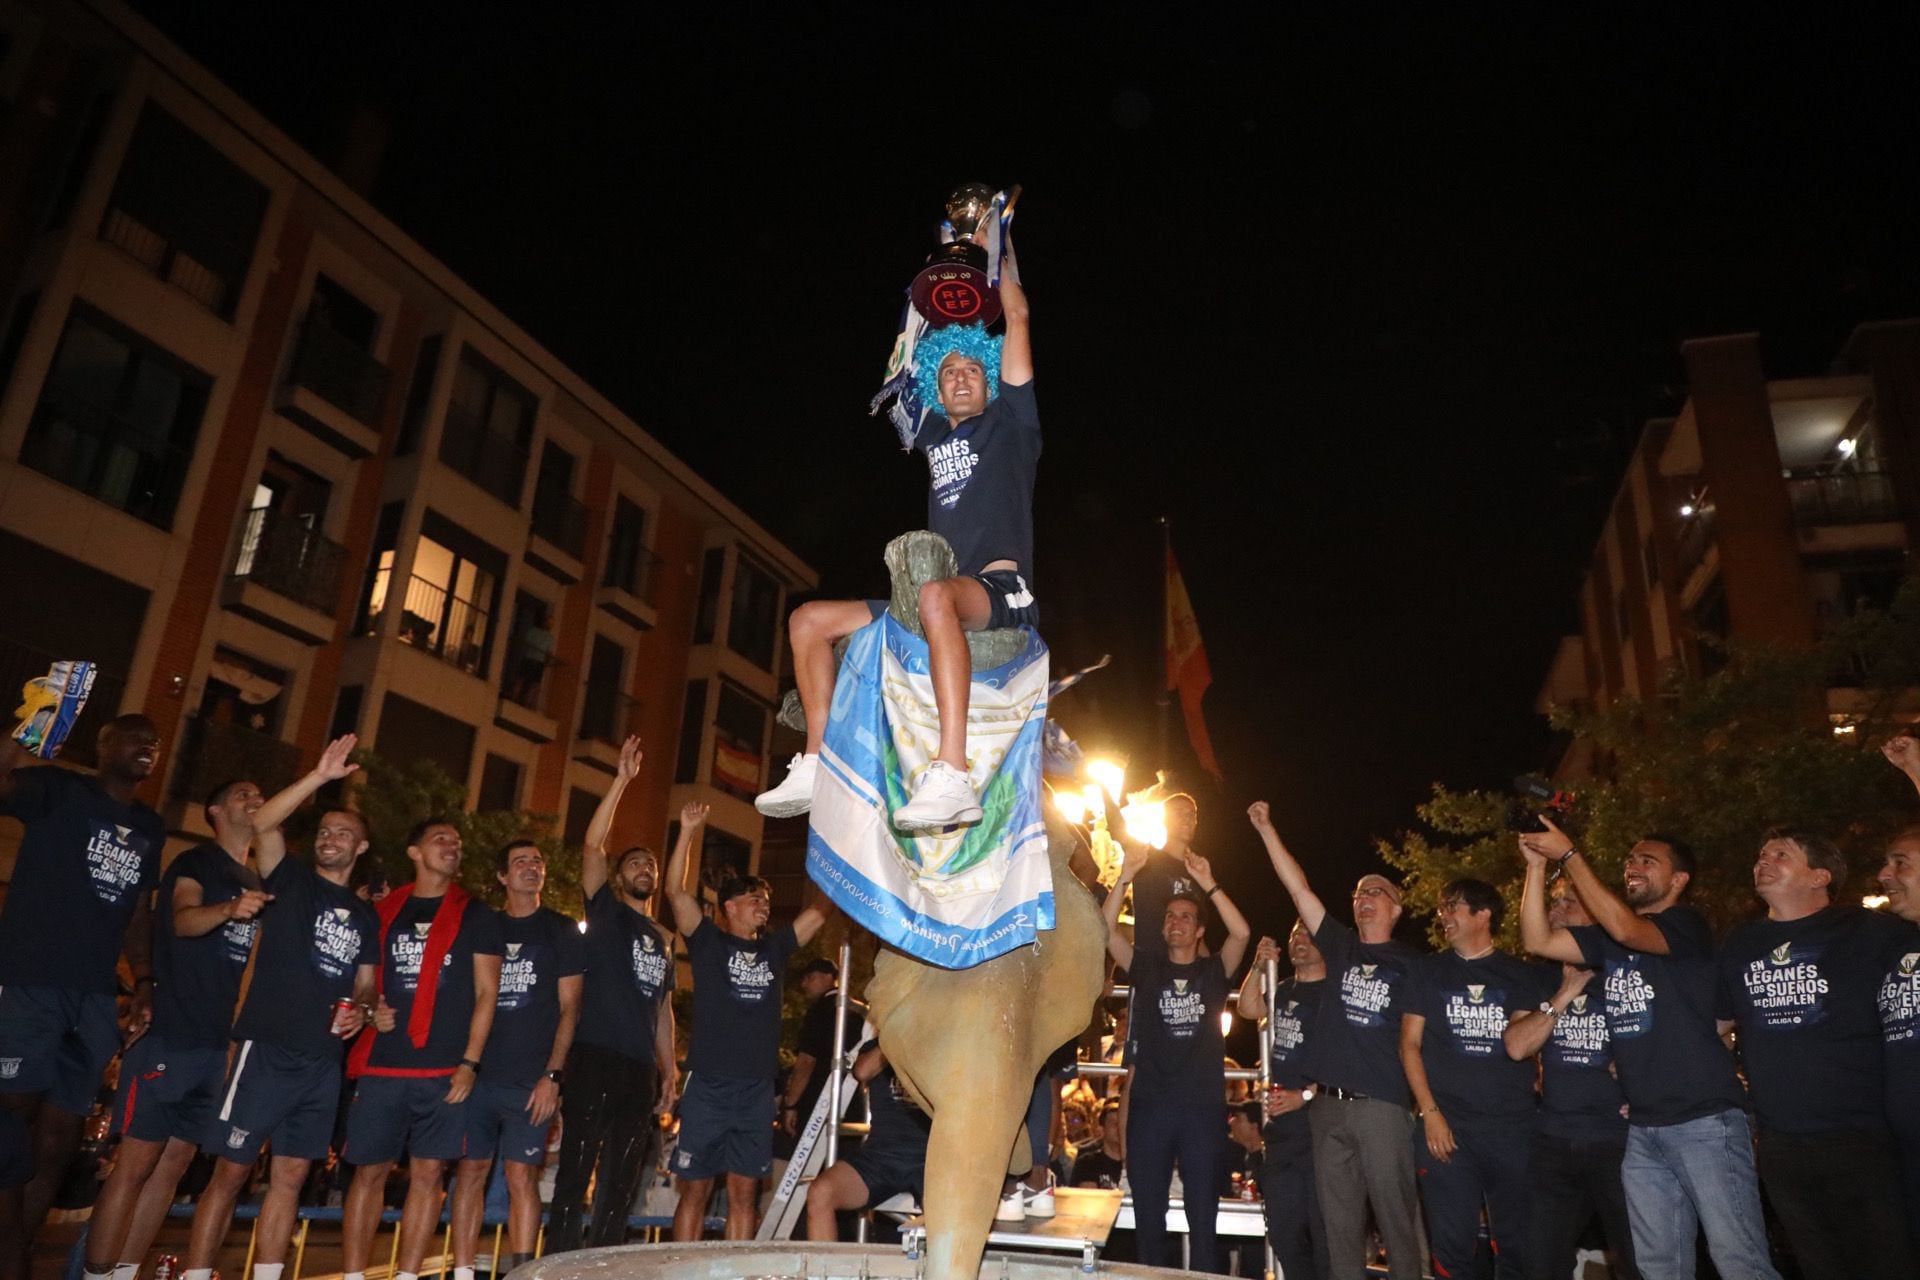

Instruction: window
[18,308,210,527]
[478,753,522,813]
[530,441,584,557]
[727,553,781,669]
[674,679,709,784]
[288,275,387,424]
[100,103,267,317]
[233,453,341,611]
[504,591,556,709]
[363,514,502,677]
[180,649,300,802]
[374,692,475,787]
[565,787,600,848]
[440,347,534,505]
[396,335,442,456]
[578,635,632,745]
[308,275,378,350]
[603,496,649,596]
[693,547,725,644]
[711,680,770,802]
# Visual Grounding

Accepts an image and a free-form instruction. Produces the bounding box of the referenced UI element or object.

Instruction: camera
[1504,773,1577,835]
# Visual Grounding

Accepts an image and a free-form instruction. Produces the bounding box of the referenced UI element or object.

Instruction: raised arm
[1103,843,1149,970]
[252,734,359,879]
[663,801,708,937]
[1236,935,1278,1022]
[1524,819,1669,956]
[792,890,832,948]
[1399,1012,1454,1162]
[1186,853,1250,975]
[1504,965,1591,1060]
[1247,802,1327,936]
[171,873,270,939]
[582,737,642,900]
[1885,734,1920,802]
[1516,844,1585,964]
[998,233,1031,386]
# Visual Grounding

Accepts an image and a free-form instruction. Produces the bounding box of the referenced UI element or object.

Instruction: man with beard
[1872,734,1920,1249]
[178,737,377,1280]
[0,715,165,1280]
[1236,923,1330,1280]
[1502,883,1640,1280]
[548,737,678,1252]
[1518,821,1778,1280]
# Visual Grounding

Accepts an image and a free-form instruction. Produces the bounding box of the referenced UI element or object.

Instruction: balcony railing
[530,492,588,560]
[232,508,346,613]
[604,548,665,604]
[21,386,198,529]
[0,637,126,768]
[1788,471,1899,528]
[439,406,529,507]
[101,206,231,314]
[578,689,641,747]
[369,573,492,677]
[172,715,303,804]
[286,314,389,426]
[502,654,561,713]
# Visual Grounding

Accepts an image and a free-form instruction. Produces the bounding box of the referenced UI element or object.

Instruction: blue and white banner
[806,613,1053,969]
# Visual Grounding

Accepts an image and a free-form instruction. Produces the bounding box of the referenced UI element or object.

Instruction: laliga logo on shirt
[1466,984,1487,1004]
[1770,942,1793,966]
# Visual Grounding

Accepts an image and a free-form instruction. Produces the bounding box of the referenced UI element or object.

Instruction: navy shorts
[344,1073,468,1164]
[114,1033,228,1144]
[204,1039,344,1163]
[0,984,121,1114]
[464,1079,548,1165]
[863,569,1040,631]
[844,1140,926,1207]
[671,1073,774,1181]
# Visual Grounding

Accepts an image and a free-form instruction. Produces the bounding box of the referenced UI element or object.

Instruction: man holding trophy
[756,185,1037,833]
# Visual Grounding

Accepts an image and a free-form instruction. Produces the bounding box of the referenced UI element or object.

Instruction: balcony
[366,573,492,678]
[0,638,126,769]
[439,406,528,508]
[574,689,641,773]
[19,386,199,530]
[172,715,302,807]
[276,315,389,458]
[220,508,345,645]
[495,656,561,744]
[101,206,232,315]
[1788,471,1899,528]
[526,493,588,584]
[596,550,665,631]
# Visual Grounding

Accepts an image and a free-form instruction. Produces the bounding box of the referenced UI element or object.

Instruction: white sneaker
[1023,1171,1057,1218]
[893,761,983,831]
[995,1185,1027,1222]
[755,753,819,817]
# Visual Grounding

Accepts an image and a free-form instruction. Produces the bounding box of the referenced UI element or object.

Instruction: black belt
[1322,1085,1370,1101]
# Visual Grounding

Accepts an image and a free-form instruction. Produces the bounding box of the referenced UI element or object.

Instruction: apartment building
[0,0,815,878]
[1537,320,1920,780]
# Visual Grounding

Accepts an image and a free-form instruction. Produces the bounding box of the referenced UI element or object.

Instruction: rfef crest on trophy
[910,183,1016,328]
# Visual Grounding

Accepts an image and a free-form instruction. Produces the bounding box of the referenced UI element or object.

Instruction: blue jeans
[1621,1110,1780,1280]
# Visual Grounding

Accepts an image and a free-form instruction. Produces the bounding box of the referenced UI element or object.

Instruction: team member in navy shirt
[1519,821,1780,1280]
[550,737,678,1251]
[0,714,164,1280]
[1876,735,1920,1247]
[178,737,377,1280]
[451,841,584,1277]
[1249,800,1425,1280]
[665,802,828,1240]
[757,237,1036,833]
[340,819,502,1280]
[1106,842,1250,1273]
[1715,827,1914,1280]
[1502,883,1640,1280]
[83,778,266,1280]
[1236,924,1330,1280]
[1399,879,1548,1280]
[803,1042,932,1239]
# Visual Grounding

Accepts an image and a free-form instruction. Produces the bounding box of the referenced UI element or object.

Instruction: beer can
[332,997,357,1034]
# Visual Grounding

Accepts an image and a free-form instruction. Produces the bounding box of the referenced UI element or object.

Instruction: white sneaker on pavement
[892,761,983,831]
[755,753,819,817]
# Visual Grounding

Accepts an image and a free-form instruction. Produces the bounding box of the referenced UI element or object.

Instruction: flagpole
[1157,514,1172,774]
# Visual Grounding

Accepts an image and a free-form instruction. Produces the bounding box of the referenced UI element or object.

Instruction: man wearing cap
[1248,801,1425,1280]
[664,804,829,1240]
[549,738,678,1252]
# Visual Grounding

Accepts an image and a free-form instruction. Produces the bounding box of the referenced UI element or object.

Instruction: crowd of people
[1,710,1917,1280]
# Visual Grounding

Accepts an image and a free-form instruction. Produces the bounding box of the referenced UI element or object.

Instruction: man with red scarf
[339,818,502,1280]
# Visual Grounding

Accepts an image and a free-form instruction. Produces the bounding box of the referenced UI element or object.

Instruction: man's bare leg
[253,1156,312,1267]
[112,1137,197,1268]
[672,1177,714,1242]
[723,1173,760,1239]
[396,1159,448,1274]
[789,601,876,755]
[341,1162,393,1276]
[504,1161,542,1257]
[184,1158,253,1272]
[917,577,993,770]
[450,1157,491,1270]
[82,1135,167,1273]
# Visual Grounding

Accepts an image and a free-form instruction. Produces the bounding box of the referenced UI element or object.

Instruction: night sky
[132,3,1920,936]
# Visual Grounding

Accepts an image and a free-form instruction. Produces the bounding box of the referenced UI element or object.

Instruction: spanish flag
[1165,548,1224,780]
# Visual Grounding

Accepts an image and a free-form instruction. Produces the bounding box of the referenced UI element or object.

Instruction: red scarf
[346,882,472,1078]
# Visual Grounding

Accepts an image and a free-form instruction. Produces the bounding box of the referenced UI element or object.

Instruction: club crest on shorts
[1769,942,1792,965]
[0,1058,20,1079]
[226,1127,250,1149]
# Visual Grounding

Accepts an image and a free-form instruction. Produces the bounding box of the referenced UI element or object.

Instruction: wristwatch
[1537,1001,1559,1019]
[544,1069,565,1085]
[1299,1086,1317,1103]
[459,1058,480,1072]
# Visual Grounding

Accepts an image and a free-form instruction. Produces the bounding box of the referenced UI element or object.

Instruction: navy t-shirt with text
[1718,906,1903,1135]
[576,886,672,1064]
[916,377,1040,576]
[1571,906,1743,1126]
[685,919,798,1080]
[152,842,254,1047]
[1127,948,1229,1103]
[0,767,164,994]
[1305,915,1421,1107]
[1264,976,1323,1138]
[1400,949,1550,1121]
[484,906,587,1085]
[1879,920,1920,1144]
[1537,977,1627,1139]
[232,857,378,1058]
[366,893,503,1072]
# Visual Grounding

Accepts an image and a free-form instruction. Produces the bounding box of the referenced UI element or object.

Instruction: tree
[1380,584,1920,944]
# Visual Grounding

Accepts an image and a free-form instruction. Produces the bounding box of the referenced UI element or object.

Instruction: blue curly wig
[913,322,1002,419]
